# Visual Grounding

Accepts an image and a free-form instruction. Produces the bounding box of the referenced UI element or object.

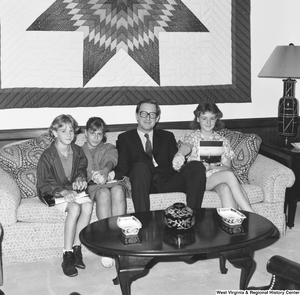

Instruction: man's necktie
[144,133,152,157]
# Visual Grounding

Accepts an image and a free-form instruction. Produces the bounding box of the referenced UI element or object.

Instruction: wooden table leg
[114,255,154,295]
[219,247,254,290]
[286,200,298,228]
[0,224,3,287]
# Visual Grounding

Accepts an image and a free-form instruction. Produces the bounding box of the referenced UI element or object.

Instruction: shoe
[62,251,78,277]
[73,245,85,269]
[101,256,115,268]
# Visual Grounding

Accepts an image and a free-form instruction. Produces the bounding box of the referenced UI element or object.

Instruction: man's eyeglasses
[139,111,158,119]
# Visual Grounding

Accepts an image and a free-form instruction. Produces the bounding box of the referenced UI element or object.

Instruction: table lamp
[258,43,300,147]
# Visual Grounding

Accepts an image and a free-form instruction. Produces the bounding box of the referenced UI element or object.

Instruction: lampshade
[258,43,300,79]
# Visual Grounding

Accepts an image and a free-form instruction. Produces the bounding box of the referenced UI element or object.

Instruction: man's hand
[172,152,185,171]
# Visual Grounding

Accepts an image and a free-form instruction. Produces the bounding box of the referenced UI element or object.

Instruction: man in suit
[112,99,206,212]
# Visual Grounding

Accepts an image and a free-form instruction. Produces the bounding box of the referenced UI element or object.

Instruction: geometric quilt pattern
[27,0,209,86]
[0,0,251,109]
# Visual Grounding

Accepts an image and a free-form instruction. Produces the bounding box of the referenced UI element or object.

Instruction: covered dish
[164,202,196,230]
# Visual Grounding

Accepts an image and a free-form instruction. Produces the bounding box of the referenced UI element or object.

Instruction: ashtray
[217,208,246,226]
[291,142,300,150]
[117,216,142,236]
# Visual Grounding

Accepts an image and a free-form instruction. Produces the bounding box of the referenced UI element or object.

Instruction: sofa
[0,128,295,264]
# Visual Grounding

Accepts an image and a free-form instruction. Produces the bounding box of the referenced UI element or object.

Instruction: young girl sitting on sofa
[82,117,127,268]
[36,114,93,277]
[173,103,254,212]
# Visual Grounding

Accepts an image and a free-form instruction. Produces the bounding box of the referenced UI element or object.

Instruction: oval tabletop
[80,208,276,257]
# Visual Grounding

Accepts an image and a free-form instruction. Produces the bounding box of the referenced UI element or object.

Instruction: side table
[260,141,300,228]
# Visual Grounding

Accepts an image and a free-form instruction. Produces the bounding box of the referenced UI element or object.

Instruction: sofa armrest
[248,154,295,203]
[0,167,21,226]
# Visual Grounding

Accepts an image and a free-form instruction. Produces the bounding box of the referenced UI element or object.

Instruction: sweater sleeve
[101,143,118,168]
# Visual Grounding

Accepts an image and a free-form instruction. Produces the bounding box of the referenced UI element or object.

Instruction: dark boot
[73,245,85,269]
[62,251,78,277]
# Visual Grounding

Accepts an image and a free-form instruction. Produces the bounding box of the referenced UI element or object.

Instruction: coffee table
[80,209,276,294]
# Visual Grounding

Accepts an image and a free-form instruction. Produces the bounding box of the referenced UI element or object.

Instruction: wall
[1,0,300,130]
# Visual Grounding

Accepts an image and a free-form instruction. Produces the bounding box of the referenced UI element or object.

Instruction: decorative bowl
[217,208,246,226]
[117,216,142,236]
[291,142,300,150]
[164,202,196,230]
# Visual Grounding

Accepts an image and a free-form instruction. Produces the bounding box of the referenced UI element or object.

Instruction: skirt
[88,176,131,201]
[55,196,92,212]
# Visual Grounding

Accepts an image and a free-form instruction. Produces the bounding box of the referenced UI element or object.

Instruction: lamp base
[277,79,299,148]
[277,135,298,148]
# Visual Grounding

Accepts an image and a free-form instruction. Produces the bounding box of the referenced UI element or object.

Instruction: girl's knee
[111,186,125,197]
[213,183,230,195]
[82,202,93,214]
[67,202,81,216]
[111,185,124,193]
[218,183,231,192]
[226,171,239,183]
[112,193,125,204]
[217,170,237,182]
[95,192,110,205]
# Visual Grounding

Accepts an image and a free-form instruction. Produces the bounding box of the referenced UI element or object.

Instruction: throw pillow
[0,133,53,171]
[0,133,54,198]
[217,128,262,184]
[12,167,39,199]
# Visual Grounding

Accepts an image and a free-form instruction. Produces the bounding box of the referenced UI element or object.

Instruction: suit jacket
[114,129,178,185]
[36,142,88,200]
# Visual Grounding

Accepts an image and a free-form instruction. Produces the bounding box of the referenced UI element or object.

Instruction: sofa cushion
[0,133,54,198]
[217,129,262,184]
[18,197,100,223]
[17,198,66,223]
[242,184,264,204]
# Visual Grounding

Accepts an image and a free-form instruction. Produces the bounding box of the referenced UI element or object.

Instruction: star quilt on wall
[27,0,209,86]
[0,0,251,109]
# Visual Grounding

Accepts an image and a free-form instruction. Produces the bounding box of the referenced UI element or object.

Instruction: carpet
[1,207,299,295]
